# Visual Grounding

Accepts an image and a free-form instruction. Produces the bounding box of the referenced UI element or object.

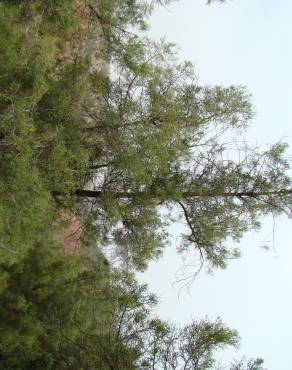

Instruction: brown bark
[73,188,292,199]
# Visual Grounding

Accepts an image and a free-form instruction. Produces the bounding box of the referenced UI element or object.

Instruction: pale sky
[139,1,292,369]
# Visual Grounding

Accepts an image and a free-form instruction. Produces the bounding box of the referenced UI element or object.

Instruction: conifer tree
[71,41,292,271]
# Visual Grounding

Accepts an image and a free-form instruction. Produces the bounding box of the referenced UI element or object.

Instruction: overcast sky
[139,1,292,369]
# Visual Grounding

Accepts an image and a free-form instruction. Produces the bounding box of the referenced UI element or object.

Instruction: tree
[112,298,265,370]
[229,358,266,370]
[140,318,239,370]
[0,242,112,369]
[59,40,292,273]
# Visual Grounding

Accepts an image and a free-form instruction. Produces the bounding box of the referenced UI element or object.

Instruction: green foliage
[0,0,270,367]
[78,36,292,272]
[1,0,285,274]
[229,357,266,370]
[0,150,53,264]
[34,64,93,194]
[0,0,93,263]
[0,242,140,369]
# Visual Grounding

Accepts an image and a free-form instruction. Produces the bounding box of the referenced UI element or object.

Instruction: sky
[139,1,292,369]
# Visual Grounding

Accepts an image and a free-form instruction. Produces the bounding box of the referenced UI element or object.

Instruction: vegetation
[0,0,282,367]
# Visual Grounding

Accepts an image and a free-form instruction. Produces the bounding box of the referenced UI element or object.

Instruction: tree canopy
[73,40,292,272]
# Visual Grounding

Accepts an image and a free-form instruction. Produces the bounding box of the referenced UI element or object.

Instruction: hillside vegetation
[0,0,285,368]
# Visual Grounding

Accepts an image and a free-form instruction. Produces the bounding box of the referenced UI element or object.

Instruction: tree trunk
[73,188,292,199]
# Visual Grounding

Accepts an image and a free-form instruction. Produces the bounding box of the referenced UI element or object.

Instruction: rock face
[56,0,109,75]
[58,211,84,255]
